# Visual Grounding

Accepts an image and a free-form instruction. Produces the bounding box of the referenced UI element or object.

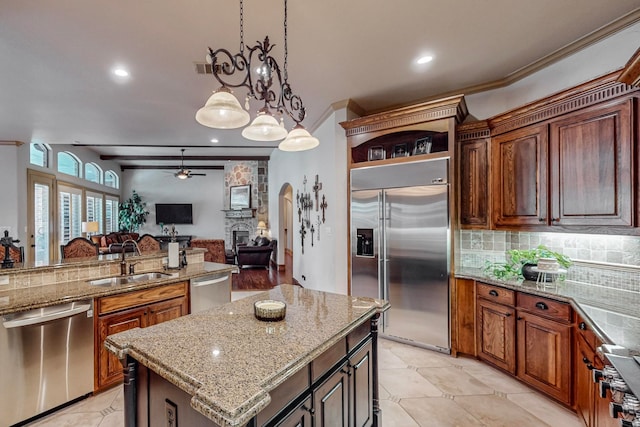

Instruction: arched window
[30,143,50,168]
[57,152,81,177]
[104,170,119,189]
[85,162,102,184]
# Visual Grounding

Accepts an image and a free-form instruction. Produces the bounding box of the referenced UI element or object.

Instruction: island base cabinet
[272,396,313,427]
[313,362,350,427]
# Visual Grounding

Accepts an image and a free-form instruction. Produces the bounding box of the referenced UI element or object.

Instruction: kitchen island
[105,284,389,427]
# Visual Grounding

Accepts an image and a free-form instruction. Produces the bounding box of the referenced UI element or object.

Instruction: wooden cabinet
[476,296,516,374]
[575,333,596,426]
[274,396,313,427]
[516,310,572,404]
[95,282,188,391]
[452,278,476,356]
[475,283,573,405]
[549,99,633,227]
[349,339,373,427]
[491,124,548,228]
[459,138,489,228]
[313,361,349,427]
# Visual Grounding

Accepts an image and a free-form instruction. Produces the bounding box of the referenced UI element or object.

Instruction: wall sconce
[81,221,99,237]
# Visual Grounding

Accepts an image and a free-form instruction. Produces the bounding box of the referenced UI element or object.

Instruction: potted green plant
[118,190,149,232]
[484,245,571,281]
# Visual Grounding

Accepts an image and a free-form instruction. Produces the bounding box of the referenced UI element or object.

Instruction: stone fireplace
[233,230,250,248]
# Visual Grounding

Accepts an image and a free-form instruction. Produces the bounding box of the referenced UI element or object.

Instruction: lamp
[278,124,320,152]
[196,0,319,150]
[256,221,267,236]
[81,221,99,237]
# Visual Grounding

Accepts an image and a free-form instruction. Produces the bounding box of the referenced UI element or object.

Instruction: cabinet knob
[341,368,353,377]
[517,316,523,321]
[551,218,559,223]
[302,405,315,415]
[504,312,512,317]
[579,322,587,330]
[538,218,546,222]
[488,290,499,297]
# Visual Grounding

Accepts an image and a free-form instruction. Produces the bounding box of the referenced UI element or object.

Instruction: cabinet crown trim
[487,71,637,136]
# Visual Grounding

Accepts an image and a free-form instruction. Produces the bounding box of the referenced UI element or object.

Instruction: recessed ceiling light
[416,55,434,65]
[113,67,129,77]
[210,138,219,143]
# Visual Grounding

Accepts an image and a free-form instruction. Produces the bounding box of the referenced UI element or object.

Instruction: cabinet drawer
[347,321,371,352]
[97,282,188,315]
[256,365,310,426]
[477,282,515,306]
[517,293,571,322]
[311,338,347,383]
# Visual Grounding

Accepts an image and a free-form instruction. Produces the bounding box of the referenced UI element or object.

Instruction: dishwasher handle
[3,303,92,329]
[192,275,230,287]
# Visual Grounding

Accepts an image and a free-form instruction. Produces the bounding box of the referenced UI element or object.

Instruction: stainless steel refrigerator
[351,158,450,353]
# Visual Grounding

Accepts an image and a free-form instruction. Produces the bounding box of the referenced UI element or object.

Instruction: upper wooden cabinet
[457,122,490,229]
[549,99,633,227]
[491,124,548,228]
[462,70,640,233]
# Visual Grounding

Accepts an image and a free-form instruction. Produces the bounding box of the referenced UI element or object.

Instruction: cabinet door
[313,363,349,427]
[97,306,147,391]
[453,278,476,356]
[575,335,595,427]
[272,396,313,427]
[516,311,571,404]
[491,125,548,227]
[549,100,633,227]
[459,139,489,228]
[476,299,516,374]
[350,341,373,427]
[147,296,188,326]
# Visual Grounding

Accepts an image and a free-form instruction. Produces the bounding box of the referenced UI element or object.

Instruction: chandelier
[195,0,319,152]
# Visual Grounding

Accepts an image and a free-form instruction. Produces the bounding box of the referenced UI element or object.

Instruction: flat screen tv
[155,203,193,225]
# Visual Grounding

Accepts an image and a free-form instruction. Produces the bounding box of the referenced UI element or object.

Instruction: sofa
[236,236,277,268]
[90,232,140,254]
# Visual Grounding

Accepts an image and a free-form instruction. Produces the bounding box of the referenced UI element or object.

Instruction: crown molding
[456,121,490,141]
[618,46,640,87]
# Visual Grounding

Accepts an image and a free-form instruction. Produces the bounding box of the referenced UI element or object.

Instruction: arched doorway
[278,183,293,283]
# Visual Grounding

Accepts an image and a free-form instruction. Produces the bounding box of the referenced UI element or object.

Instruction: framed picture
[230,184,251,210]
[391,143,409,158]
[367,146,386,161]
[413,136,432,155]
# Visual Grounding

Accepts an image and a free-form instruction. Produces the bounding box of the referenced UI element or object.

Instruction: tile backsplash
[459,230,640,293]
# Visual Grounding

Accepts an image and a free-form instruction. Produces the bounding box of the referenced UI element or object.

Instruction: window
[86,191,104,233]
[104,170,119,189]
[58,184,83,245]
[105,195,119,233]
[30,143,50,168]
[85,163,103,184]
[58,152,81,177]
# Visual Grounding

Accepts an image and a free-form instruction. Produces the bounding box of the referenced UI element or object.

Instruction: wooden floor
[232,250,294,291]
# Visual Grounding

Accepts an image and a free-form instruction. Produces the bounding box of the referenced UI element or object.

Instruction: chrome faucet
[120,239,141,275]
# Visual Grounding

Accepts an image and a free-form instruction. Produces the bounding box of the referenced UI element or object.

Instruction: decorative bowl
[254,300,286,322]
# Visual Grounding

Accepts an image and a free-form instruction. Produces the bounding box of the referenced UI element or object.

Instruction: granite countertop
[0,262,234,316]
[105,284,390,427]
[456,267,640,354]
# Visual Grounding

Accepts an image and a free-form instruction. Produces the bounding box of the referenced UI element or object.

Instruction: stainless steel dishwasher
[190,270,232,313]
[1,300,94,426]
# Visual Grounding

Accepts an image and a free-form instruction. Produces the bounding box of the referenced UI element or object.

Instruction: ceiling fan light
[195,87,250,129]
[278,125,319,151]
[241,111,288,141]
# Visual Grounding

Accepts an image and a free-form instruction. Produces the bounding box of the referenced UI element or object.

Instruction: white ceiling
[1,1,639,171]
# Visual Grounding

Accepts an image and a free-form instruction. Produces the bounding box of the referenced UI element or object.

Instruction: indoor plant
[118,190,149,232]
[484,245,571,281]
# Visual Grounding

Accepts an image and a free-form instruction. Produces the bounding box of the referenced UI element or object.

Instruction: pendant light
[278,124,319,151]
[242,109,288,141]
[195,87,250,129]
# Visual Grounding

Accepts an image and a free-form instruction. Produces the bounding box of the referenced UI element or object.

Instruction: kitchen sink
[88,271,175,286]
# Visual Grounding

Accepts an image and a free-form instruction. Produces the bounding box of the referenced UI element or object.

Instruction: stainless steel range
[595,350,640,426]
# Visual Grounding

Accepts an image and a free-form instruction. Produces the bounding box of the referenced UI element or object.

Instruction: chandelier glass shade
[195,87,250,129]
[195,0,319,150]
[241,110,288,141]
[278,124,320,152]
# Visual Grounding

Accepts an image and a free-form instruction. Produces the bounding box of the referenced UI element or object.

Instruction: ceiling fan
[174,149,206,179]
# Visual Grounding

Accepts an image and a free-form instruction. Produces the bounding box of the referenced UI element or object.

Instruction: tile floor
[26,292,583,427]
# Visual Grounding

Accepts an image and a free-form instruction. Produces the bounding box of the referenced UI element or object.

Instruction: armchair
[236,236,276,268]
[136,234,161,254]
